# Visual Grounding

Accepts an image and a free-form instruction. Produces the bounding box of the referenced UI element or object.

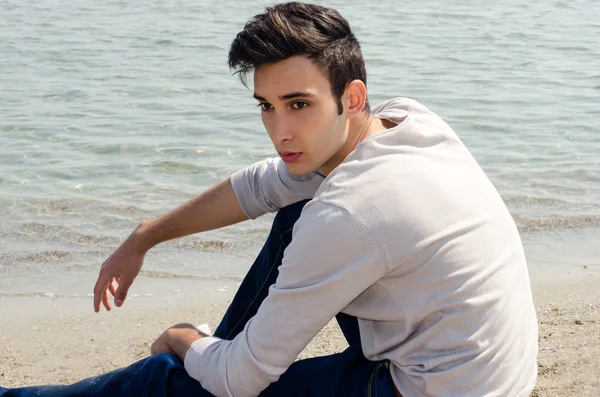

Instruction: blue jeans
[1,201,396,397]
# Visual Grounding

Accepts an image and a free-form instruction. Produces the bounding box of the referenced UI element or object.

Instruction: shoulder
[293,199,384,256]
[281,200,390,279]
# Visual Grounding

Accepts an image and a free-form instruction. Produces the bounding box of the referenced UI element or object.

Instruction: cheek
[305,117,344,158]
[261,112,268,128]
[321,113,346,143]
[261,114,274,140]
[301,112,328,143]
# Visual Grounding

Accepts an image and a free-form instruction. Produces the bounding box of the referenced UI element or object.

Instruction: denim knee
[143,353,182,371]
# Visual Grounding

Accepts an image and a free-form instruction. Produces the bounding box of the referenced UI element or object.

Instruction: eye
[258,102,274,111]
[291,101,308,110]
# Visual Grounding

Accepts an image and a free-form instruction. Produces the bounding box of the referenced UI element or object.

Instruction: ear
[343,79,368,118]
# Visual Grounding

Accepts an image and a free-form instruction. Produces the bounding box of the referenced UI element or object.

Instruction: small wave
[180,43,223,50]
[0,292,152,299]
[85,142,153,155]
[15,223,120,246]
[0,292,61,299]
[16,250,72,263]
[505,196,569,208]
[150,160,207,173]
[155,39,176,46]
[40,89,87,100]
[140,270,241,282]
[555,0,575,8]
[515,214,600,232]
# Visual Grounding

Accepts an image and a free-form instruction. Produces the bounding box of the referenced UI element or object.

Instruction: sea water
[1,0,599,303]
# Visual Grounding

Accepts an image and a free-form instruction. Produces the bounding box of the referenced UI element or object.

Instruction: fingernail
[115,298,123,307]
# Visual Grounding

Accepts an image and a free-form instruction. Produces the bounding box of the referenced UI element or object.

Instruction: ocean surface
[1,0,599,303]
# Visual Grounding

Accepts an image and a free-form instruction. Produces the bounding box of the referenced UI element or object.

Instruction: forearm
[166,324,207,362]
[151,323,209,361]
[134,178,248,252]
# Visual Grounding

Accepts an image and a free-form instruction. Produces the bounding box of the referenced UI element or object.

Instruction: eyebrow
[253,91,314,102]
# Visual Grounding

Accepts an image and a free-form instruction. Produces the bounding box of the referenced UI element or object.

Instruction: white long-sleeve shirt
[184,98,538,397]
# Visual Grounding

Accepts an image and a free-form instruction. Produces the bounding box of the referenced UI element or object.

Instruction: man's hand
[93,225,149,312]
[92,179,248,313]
[151,323,209,361]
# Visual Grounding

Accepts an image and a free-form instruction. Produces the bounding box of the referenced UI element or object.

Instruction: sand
[1,271,599,396]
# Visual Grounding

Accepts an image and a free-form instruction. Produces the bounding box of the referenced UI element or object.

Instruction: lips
[280,151,302,163]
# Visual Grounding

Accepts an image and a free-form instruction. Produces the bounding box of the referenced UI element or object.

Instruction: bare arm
[93,178,248,312]
[134,178,248,251]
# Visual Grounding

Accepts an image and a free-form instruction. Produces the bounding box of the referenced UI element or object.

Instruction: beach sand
[1,271,599,396]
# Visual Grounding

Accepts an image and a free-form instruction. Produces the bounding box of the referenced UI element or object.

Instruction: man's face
[253,56,348,176]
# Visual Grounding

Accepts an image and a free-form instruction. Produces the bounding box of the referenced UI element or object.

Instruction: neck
[318,111,390,176]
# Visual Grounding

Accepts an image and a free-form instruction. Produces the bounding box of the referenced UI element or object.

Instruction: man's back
[314,98,537,396]
[232,97,538,396]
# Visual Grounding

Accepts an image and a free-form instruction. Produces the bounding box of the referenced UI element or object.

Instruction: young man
[1,2,538,396]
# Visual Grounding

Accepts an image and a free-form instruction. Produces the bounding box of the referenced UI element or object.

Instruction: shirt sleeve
[230,157,324,219]
[183,201,389,397]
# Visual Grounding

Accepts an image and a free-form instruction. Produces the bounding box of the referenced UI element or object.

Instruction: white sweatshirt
[184,98,538,397]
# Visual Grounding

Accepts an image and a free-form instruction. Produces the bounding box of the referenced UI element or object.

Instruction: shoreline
[1,273,599,396]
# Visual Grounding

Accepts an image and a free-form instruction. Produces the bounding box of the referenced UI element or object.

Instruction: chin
[285,163,318,177]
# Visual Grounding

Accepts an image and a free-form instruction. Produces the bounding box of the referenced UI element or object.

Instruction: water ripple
[1,0,599,278]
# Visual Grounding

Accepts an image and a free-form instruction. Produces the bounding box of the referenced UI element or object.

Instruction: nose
[269,114,293,145]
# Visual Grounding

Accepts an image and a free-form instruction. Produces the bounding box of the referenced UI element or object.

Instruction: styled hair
[228,2,369,114]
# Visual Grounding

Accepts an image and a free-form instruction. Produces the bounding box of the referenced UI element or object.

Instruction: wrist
[166,324,205,361]
[130,219,160,254]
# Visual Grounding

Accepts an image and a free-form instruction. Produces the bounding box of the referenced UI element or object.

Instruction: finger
[93,271,111,313]
[114,276,132,307]
[108,278,117,297]
[102,288,112,311]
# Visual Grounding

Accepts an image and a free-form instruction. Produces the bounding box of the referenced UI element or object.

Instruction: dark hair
[228,2,369,114]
